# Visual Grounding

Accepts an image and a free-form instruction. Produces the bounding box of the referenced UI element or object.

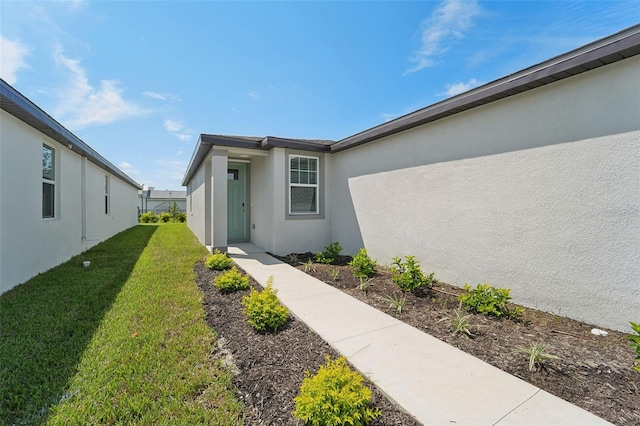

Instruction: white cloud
[444,78,481,97]
[143,91,181,102]
[247,91,262,99]
[52,46,147,129]
[0,35,30,84]
[405,0,480,75]
[119,161,133,169]
[163,119,194,141]
[147,159,188,189]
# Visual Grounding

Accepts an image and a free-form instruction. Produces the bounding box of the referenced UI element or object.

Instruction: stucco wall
[0,110,138,294]
[332,56,640,331]
[186,159,207,246]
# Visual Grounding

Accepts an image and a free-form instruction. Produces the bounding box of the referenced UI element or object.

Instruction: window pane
[43,145,54,180]
[309,158,317,172]
[299,171,309,184]
[290,157,299,170]
[291,186,317,213]
[43,183,54,218]
[299,157,309,171]
[309,171,317,185]
[290,170,299,184]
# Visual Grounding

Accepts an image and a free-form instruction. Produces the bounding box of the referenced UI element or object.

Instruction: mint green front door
[227,163,248,243]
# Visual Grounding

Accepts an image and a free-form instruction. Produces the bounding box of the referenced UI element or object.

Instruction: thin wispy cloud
[148,159,189,189]
[119,160,133,169]
[163,119,194,141]
[52,46,148,129]
[247,91,263,99]
[0,35,30,84]
[143,91,182,102]
[444,78,481,97]
[405,0,480,75]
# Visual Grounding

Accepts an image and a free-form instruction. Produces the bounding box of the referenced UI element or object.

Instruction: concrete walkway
[228,243,612,426]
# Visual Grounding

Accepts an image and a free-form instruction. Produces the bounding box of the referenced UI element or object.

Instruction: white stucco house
[0,79,141,294]
[138,187,187,215]
[182,25,640,331]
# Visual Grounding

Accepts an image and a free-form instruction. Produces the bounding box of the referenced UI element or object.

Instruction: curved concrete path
[228,244,612,426]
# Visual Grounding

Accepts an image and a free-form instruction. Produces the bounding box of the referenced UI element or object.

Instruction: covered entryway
[227,162,249,243]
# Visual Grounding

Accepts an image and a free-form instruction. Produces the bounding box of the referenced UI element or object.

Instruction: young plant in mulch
[390,256,435,293]
[628,322,640,373]
[315,242,342,265]
[205,248,233,270]
[349,248,377,278]
[293,356,381,426]
[213,267,250,293]
[385,293,407,314]
[459,283,523,319]
[241,277,289,333]
[514,342,559,372]
[303,258,317,273]
[438,303,474,337]
[357,277,374,292]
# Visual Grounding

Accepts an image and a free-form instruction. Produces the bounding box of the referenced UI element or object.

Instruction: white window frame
[104,175,110,215]
[42,143,56,219]
[288,154,319,215]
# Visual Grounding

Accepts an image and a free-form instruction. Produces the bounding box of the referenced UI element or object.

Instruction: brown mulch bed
[195,262,419,425]
[268,253,640,426]
[196,252,639,426]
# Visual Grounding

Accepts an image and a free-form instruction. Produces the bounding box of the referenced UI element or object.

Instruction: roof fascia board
[1,80,142,190]
[331,24,640,153]
[262,136,331,152]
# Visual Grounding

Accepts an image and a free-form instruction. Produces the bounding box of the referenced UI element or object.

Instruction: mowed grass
[0,224,243,425]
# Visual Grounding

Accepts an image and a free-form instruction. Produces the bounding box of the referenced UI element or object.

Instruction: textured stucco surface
[0,110,138,294]
[348,131,640,331]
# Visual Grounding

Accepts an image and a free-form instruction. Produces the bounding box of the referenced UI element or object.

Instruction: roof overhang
[1,79,142,190]
[331,24,640,152]
[181,134,332,186]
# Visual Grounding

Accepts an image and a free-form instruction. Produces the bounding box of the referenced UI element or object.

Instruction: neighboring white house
[138,187,186,215]
[182,25,640,331]
[0,79,141,294]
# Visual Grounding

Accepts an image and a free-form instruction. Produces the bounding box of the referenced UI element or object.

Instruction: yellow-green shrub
[205,249,233,270]
[213,267,250,293]
[241,277,289,333]
[293,356,381,426]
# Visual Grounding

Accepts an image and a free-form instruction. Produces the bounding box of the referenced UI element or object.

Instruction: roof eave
[331,24,640,153]
[1,79,142,190]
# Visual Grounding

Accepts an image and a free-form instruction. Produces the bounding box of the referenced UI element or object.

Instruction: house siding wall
[332,55,640,331]
[186,158,207,247]
[0,110,138,294]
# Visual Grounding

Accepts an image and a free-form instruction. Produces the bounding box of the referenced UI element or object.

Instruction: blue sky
[2,0,638,190]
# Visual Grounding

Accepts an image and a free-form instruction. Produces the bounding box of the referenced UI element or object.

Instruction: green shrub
[176,212,187,223]
[628,322,640,373]
[213,267,250,293]
[390,256,434,292]
[205,249,233,270]
[241,277,289,332]
[139,211,158,223]
[315,242,342,265]
[293,356,381,426]
[459,283,522,318]
[160,212,171,223]
[349,248,377,278]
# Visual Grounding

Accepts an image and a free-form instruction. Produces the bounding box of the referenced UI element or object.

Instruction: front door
[227,163,248,243]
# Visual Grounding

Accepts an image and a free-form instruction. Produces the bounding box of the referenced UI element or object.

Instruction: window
[42,144,55,218]
[289,155,319,214]
[104,175,110,214]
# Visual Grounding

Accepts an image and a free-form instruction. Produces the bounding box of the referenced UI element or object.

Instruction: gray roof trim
[181,134,332,185]
[331,24,640,153]
[1,79,141,189]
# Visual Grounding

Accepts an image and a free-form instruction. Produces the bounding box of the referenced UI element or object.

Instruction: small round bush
[390,255,434,292]
[349,248,377,278]
[213,267,250,293]
[205,249,233,270]
[241,278,289,333]
[160,212,171,223]
[139,211,158,223]
[293,356,381,425]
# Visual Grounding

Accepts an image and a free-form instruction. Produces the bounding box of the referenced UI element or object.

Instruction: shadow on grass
[0,225,158,425]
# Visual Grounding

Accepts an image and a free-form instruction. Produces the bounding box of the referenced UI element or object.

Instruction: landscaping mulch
[197,252,639,426]
[271,253,640,426]
[195,262,419,426]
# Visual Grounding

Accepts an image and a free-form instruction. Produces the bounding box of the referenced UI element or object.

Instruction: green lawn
[0,224,243,425]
